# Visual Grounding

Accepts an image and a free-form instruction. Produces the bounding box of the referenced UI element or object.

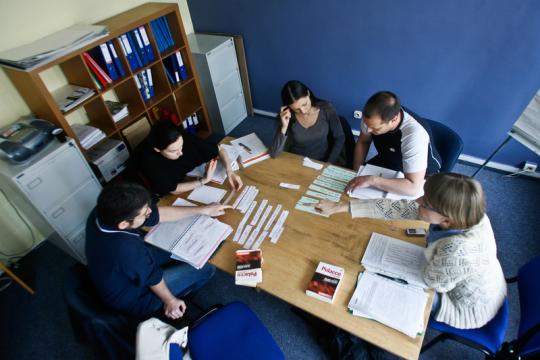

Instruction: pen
[376,272,408,285]
[239,142,252,154]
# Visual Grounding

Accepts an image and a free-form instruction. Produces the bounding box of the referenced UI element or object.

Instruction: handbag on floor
[136,318,190,360]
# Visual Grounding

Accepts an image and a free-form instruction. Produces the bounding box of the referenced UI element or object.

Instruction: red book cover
[83,52,112,85]
[306,261,344,303]
[235,249,262,287]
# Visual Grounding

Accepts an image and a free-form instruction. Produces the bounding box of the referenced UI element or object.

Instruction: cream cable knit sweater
[351,199,507,329]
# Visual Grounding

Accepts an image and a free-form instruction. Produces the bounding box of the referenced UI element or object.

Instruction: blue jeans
[136,261,216,317]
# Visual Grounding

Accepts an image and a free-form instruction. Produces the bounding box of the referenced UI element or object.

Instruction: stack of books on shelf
[230,133,271,168]
[163,51,187,85]
[83,42,126,89]
[118,27,155,71]
[235,249,263,287]
[105,101,129,122]
[0,25,109,71]
[52,85,94,113]
[72,123,106,149]
[150,16,175,53]
[347,232,429,338]
[135,69,155,102]
[306,261,344,304]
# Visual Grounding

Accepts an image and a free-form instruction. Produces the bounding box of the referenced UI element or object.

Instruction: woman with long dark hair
[270,80,345,164]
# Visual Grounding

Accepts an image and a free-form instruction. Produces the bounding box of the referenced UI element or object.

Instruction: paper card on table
[187,185,227,204]
[305,190,340,202]
[295,196,328,217]
[308,184,342,200]
[172,198,196,207]
[264,205,282,231]
[303,157,323,170]
[280,182,301,190]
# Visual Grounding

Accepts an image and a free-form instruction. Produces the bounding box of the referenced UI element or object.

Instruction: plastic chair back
[516,256,540,356]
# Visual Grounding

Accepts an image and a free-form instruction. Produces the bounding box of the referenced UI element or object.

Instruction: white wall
[0,0,194,261]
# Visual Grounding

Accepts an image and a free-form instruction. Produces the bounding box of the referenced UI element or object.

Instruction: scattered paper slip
[303,157,323,170]
[280,182,301,190]
[233,201,257,242]
[172,198,196,207]
[187,185,227,204]
[295,196,328,217]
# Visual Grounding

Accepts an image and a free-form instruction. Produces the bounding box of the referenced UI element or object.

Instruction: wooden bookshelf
[2,2,212,157]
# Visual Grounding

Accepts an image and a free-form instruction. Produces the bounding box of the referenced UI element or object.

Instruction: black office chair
[329,116,356,169]
[63,264,138,360]
[423,118,464,172]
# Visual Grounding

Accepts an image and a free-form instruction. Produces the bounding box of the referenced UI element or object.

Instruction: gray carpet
[1,115,538,360]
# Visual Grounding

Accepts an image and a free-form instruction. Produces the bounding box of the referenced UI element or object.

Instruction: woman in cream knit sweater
[315,172,507,329]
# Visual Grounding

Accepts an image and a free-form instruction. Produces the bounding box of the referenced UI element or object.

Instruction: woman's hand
[201,203,232,217]
[227,172,243,191]
[203,159,218,184]
[279,106,291,134]
[163,297,186,319]
[314,200,348,217]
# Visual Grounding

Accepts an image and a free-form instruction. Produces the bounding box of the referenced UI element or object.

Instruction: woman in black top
[133,120,242,196]
[270,80,345,164]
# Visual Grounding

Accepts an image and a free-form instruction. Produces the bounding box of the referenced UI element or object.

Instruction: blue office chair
[63,264,138,360]
[188,301,285,360]
[424,119,464,172]
[421,256,540,359]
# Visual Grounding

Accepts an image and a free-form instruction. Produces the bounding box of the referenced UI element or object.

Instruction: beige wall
[0,0,194,261]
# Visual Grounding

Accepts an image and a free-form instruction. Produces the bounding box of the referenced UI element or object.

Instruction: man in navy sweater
[85,182,230,319]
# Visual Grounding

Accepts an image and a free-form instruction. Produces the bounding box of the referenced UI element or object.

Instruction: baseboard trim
[252,108,539,178]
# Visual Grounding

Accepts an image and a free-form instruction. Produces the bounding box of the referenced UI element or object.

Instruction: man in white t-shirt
[346,91,441,196]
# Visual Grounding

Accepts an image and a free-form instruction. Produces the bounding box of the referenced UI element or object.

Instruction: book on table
[348,164,423,200]
[347,232,429,338]
[145,215,232,269]
[305,261,344,303]
[235,249,263,287]
[230,133,270,167]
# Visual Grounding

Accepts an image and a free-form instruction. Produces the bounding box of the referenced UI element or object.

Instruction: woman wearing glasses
[314,173,507,330]
[270,80,345,164]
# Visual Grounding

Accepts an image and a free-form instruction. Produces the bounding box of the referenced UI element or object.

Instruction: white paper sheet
[187,185,227,204]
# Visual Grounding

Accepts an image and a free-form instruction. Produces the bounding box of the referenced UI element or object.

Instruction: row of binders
[150,16,176,53]
[182,112,200,133]
[134,69,155,102]
[164,51,188,85]
[83,41,125,88]
[118,27,156,71]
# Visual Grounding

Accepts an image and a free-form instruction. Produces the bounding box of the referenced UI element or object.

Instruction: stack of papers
[348,232,429,338]
[230,133,270,167]
[105,101,129,122]
[145,215,232,269]
[349,164,423,200]
[72,123,105,149]
[187,184,227,204]
[52,85,95,113]
[0,25,109,71]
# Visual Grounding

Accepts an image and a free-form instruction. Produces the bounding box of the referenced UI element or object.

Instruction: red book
[235,249,263,287]
[83,52,112,86]
[306,262,344,303]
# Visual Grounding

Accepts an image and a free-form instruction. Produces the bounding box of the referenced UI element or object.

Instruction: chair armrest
[189,304,224,329]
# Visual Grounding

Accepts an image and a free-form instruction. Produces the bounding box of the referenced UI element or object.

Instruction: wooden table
[162,149,432,360]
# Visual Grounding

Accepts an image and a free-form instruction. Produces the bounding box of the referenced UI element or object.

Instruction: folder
[160,17,174,48]
[94,44,119,81]
[82,52,111,86]
[132,29,148,65]
[119,34,137,70]
[107,41,125,78]
[150,20,165,52]
[126,32,143,69]
[164,64,175,85]
[134,73,147,101]
[138,26,155,62]
[146,68,154,98]
[138,72,151,101]
[175,51,187,80]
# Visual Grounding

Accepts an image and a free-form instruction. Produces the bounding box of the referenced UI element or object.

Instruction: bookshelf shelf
[3,2,212,159]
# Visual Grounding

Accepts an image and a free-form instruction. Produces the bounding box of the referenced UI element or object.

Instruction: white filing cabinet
[188,34,247,135]
[0,139,102,263]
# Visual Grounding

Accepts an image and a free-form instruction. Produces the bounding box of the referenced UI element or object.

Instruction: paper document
[349,164,423,200]
[348,272,428,338]
[145,215,232,269]
[172,198,196,207]
[303,157,323,170]
[186,161,228,185]
[230,133,270,167]
[187,185,227,204]
[362,232,427,288]
[280,182,301,190]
